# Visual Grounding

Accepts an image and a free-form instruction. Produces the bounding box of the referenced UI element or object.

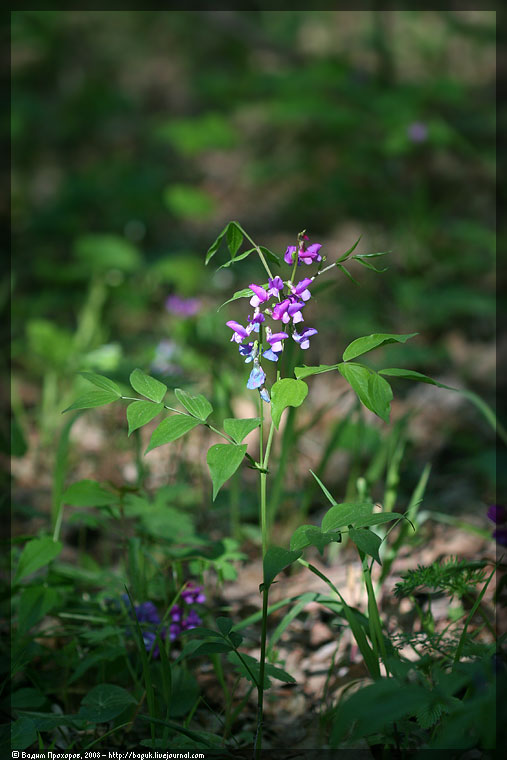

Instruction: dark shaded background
[11,10,497,513]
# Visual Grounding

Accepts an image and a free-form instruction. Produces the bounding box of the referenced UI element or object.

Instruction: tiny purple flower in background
[293,327,318,350]
[493,528,507,547]
[247,363,266,389]
[165,294,202,317]
[487,505,507,525]
[407,121,428,143]
[182,609,202,630]
[181,582,206,605]
[151,339,181,375]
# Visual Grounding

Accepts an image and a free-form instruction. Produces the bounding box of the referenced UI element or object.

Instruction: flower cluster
[122,582,206,658]
[226,236,321,401]
[487,505,507,547]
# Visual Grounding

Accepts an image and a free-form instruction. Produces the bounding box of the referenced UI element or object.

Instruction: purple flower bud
[247,364,266,390]
[239,342,256,363]
[170,604,183,622]
[259,387,270,403]
[487,505,507,525]
[284,245,297,265]
[181,582,206,605]
[183,609,202,630]
[169,622,182,641]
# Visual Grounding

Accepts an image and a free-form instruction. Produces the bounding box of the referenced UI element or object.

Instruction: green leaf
[336,263,359,285]
[11,717,38,750]
[342,333,418,362]
[321,502,373,532]
[218,248,255,269]
[270,378,308,429]
[338,363,393,422]
[216,616,233,636]
[17,585,59,634]
[63,390,119,413]
[263,546,302,589]
[130,368,167,403]
[352,256,388,273]
[146,416,201,453]
[378,367,454,389]
[11,688,46,710]
[294,364,340,380]
[349,527,382,565]
[265,660,296,684]
[62,479,116,507]
[78,372,122,396]
[289,525,339,554]
[190,641,233,656]
[367,371,393,423]
[78,684,136,723]
[336,235,362,262]
[258,245,281,266]
[127,401,164,435]
[205,224,228,265]
[226,221,243,257]
[353,512,407,528]
[175,388,213,421]
[310,470,337,506]
[74,234,141,273]
[227,652,294,688]
[223,417,260,443]
[15,536,62,583]
[206,443,247,501]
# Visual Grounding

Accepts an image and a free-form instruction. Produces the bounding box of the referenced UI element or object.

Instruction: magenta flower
[268,276,284,297]
[293,327,317,350]
[291,277,313,301]
[226,320,249,343]
[249,283,270,308]
[284,241,322,266]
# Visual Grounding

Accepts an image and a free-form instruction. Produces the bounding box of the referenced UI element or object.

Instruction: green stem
[239,227,274,282]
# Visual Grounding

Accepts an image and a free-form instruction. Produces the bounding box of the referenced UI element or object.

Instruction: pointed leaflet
[78,372,122,396]
[63,390,119,412]
[294,364,340,380]
[174,388,213,421]
[146,416,201,453]
[336,235,362,262]
[127,401,164,435]
[263,546,302,589]
[338,363,393,422]
[321,502,373,532]
[205,224,228,265]
[289,525,340,554]
[206,443,247,501]
[342,333,418,362]
[129,368,167,403]
[226,221,243,257]
[349,527,382,565]
[270,378,308,429]
[223,417,260,443]
[310,470,338,506]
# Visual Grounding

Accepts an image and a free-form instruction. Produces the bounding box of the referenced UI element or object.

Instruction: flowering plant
[62,220,500,755]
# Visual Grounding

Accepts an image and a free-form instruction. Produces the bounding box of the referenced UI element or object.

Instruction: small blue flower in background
[487,505,507,547]
[407,121,428,143]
